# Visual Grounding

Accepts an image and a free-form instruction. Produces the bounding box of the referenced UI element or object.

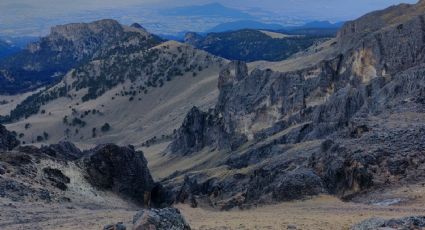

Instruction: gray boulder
[132,208,191,230]
[80,144,155,205]
[104,222,126,230]
[351,216,425,230]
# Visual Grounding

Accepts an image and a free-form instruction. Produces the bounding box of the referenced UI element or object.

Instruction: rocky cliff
[165,0,425,208]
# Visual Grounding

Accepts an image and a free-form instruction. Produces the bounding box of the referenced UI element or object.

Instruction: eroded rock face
[0,124,19,151]
[132,208,191,230]
[80,144,155,205]
[351,216,425,230]
[166,1,425,206]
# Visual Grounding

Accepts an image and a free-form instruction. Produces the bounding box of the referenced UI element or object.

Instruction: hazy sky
[0,0,418,15]
[0,0,419,36]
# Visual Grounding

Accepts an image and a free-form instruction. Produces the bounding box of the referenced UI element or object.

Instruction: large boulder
[271,169,324,201]
[132,208,191,230]
[80,144,155,205]
[0,124,19,151]
[351,216,425,230]
[104,222,126,230]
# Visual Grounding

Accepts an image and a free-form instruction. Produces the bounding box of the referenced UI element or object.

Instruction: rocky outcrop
[80,144,156,205]
[132,208,191,230]
[40,141,83,160]
[170,107,229,155]
[104,222,127,230]
[0,124,19,151]
[166,0,425,206]
[351,216,425,230]
[310,140,373,198]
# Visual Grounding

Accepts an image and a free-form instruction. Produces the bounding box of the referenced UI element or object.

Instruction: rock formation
[166,0,425,208]
[40,141,83,160]
[132,208,191,230]
[80,144,156,205]
[351,216,425,230]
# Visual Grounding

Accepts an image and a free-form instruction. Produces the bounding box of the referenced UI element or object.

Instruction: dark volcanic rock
[351,216,425,230]
[0,179,51,202]
[80,144,156,205]
[310,143,374,198]
[271,169,324,201]
[43,167,71,191]
[104,222,126,230]
[0,124,19,151]
[170,107,224,155]
[132,208,191,230]
[40,141,83,160]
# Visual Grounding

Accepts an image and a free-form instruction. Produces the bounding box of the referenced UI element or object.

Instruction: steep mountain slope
[185,29,330,62]
[0,20,162,94]
[0,21,226,148]
[151,0,425,210]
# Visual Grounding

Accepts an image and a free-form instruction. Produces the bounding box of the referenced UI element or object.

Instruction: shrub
[101,123,111,132]
[92,128,97,138]
[43,132,49,140]
[63,116,69,124]
[72,118,86,127]
[36,136,44,142]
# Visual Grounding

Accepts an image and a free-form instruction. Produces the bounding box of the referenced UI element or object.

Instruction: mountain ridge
[0,21,227,149]
[0,19,162,95]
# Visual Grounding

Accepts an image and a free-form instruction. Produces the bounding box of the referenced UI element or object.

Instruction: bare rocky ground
[1,185,425,230]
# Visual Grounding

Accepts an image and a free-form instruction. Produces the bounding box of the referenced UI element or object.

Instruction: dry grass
[178,190,425,230]
[4,44,225,149]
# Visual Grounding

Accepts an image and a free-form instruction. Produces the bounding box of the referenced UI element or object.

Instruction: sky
[0,0,419,36]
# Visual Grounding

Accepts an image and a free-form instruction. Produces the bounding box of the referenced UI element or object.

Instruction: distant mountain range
[0,36,40,60]
[160,3,254,19]
[0,40,20,59]
[184,29,330,62]
[206,20,284,33]
[207,20,345,34]
[158,19,344,41]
